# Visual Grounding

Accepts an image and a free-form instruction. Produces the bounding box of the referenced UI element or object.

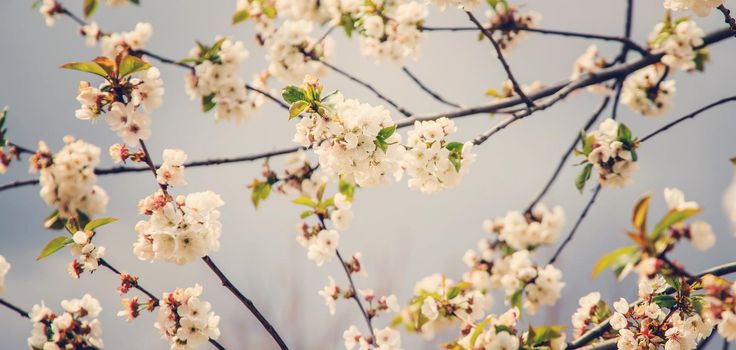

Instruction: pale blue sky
[0,0,735,349]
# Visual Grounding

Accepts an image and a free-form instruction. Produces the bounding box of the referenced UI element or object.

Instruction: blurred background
[0,0,735,348]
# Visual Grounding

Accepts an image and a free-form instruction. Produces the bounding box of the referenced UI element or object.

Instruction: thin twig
[0,298,30,318]
[316,215,376,340]
[201,256,289,350]
[466,11,534,109]
[98,258,160,302]
[525,95,611,213]
[548,185,602,265]
[401,67,461,108]
[301,49,413,117]
[420,25,648,55]
[640,96,736,142]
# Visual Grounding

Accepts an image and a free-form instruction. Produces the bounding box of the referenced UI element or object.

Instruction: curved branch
[640,96,736,142]
[548,185,602,265]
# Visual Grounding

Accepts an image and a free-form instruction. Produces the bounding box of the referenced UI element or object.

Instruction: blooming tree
[1,0,736,349]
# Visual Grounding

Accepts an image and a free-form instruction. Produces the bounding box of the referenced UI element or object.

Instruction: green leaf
[446,287,461,300]
[60,61,109,78]
[449,153,462,172]
[617,123,633,143]
[37,236,74,261]
[592,245,639,278]
[693,48,709,72]
[469,318,491,348]
[250,181,272,209]
[652,295,677,309]
[262,6,276,19]
[338,179,355,201]
[84,217,118,232]
[575,163,593,193]
[93,56,117,77]
[232,9,250,25]
[119,55,151,78]
[289,100,309,120]
[282,86,307,104]
[532,325,565,345]
[341,14,356,38]
[374,139,388,153]
[650,208,701,241]
[377,125,396,141]
[202,94,216,113]
[43,210,67,230]
[76,210,91,231]
[83,0,99,18]
[300,210,314,219]
[445,141,464,153]
[510,289,523,311]
[292,196,317,208]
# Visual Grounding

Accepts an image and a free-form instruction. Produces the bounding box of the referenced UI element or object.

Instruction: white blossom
[156,149,188,187]
[134,191,224,265]
[402,118,475,193]
[27,295,104,349]
[34,136,109,218]
[265,20,334,84]
[689,220,715,251]
[100,22,153,58]
[621,64,676,116]
[648,18,705,71]
[664,0,724,16]
[155,284,220,349]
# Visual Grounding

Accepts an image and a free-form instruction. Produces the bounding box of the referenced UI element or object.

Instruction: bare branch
[401,67,461,108]
[718,5,736,36]
[640,96,736,142]
[466,11,535,109]
[548,184,602,265]
[0,298,30,318]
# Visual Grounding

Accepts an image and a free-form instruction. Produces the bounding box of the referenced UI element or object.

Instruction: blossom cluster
[481,203,566,251]
[571,292,613,339]
[429,0,482,11]
[613,277,713,350]
[463,207,566,315]
[30,136,108,219]
[701,274,736,341]
[621,64,676,116]
[100,22,154,58]
[27,294,104,350]
[453,308,565,350]
[343,326,403,350]
[570,45,612,95]
[575,118,639,190]
[353,1,428,64]
[403,118,476,194]
[484,1,542,51]
[134,189,224,265]
[265,20,334,84]
[184,38,269,122]
[649,16,706,71]
[68,229,107,278]
[154,284,221,349]
[290,79,404,188]
[664,0,724,16]
[287,77,476,192]
[71,54,164,145]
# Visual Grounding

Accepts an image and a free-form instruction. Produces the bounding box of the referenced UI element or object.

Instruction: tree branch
[640,96,736,142]
[0,298,30,318]
[548,184,602,265]
[301,49,413,117]
[201,256,289,349]
[718,5,736,36]
[466,11,535,109]
[401,67,461,108]
[525,95,611,213]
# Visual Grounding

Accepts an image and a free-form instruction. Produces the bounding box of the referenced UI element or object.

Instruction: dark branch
[548,185,602,265]
[201,256,289,350]
[640,96,736,142]
[0,298,30,318]
[466,11,535,109]
[401,67,461,108]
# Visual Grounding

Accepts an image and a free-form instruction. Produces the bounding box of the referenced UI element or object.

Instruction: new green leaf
[37,236,74,261]
[84,217,118,232]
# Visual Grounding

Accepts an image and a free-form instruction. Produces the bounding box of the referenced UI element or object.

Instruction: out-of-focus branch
[718,5,736,36]
[548,184,602,265]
